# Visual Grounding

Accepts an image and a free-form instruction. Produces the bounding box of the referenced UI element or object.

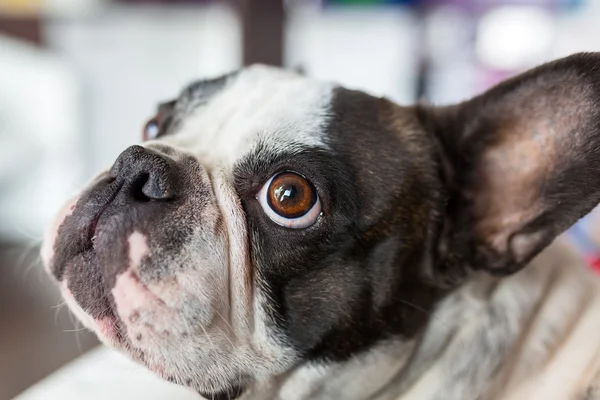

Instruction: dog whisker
[12,240,42,279]
[63,307,85,353]
[213,324,235,350]
[63,326,89,333]
[199,324,217,354]
[396,298,454,333]
[53,300,67,325]
[213,309,235,335]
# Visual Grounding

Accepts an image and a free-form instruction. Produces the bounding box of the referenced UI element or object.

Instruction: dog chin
[58,264,245,397]
[43,195,252,397]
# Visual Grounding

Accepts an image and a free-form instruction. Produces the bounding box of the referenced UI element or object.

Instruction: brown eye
[257,172,322,229]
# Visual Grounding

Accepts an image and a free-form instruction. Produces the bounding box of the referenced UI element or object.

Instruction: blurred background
[0,0,598,398]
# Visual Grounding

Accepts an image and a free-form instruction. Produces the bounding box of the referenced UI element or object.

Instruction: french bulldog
[41,53,600,400]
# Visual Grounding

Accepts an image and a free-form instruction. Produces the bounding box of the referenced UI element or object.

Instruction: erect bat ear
[429,53,600,278]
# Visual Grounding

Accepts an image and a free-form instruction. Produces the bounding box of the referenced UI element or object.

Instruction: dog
[41,52,600,400]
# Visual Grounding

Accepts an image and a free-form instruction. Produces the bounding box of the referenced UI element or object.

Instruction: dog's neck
[244,338,415,400]
[242,239,600,400]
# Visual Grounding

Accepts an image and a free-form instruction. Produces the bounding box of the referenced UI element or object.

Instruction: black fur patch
[234,87,449,362]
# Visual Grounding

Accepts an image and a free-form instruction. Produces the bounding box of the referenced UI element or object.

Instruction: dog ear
[427,53,600,278]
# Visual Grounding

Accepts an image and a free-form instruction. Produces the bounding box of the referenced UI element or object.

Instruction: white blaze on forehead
[167,65,335,169]
[128,231,149,270]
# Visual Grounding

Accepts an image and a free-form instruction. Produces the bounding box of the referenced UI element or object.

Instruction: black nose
[110,145,175,201]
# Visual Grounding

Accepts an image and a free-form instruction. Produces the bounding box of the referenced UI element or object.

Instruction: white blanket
[14,347,199,400]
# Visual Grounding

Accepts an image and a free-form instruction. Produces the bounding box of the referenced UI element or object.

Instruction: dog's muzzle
[41,143,245,395]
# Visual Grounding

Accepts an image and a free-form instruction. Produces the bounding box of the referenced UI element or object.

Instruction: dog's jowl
[42,54,600,400]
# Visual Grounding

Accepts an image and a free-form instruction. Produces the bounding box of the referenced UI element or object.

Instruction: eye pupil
[275,185,297,202]
[267,173,316,219]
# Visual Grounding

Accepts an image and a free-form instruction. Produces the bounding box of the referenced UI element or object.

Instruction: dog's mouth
[88,179,122,247]
[48,176,134,345]
[44,164,252,398]
[51,176,123,278]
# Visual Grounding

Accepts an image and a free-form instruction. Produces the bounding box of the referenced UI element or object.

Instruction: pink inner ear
[473,118,563,255]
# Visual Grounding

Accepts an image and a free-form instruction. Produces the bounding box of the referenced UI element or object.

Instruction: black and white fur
[42,53,600,400]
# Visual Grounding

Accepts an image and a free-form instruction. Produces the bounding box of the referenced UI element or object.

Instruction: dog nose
[110,145,175,201]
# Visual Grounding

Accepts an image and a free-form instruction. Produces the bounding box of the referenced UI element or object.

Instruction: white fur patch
[162,65,334,170]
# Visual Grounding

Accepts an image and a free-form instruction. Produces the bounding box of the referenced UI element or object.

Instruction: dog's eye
[142,100,176,141]
[257,172,322,229]
[143,118,160,141]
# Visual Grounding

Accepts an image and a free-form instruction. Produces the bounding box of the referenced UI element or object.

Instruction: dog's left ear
[427,53,600,277]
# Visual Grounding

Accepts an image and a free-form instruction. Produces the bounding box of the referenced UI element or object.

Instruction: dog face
[42,55,600,398]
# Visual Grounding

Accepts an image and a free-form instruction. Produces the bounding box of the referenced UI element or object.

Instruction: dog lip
[51,177,123,280]
[88,180,123,243]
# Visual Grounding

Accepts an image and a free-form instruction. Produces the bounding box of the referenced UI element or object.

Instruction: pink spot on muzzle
[128,231,149,270]
[112,269,155,321]
[111,231,151,320]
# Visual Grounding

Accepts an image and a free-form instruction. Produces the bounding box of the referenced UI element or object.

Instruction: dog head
[41,54,600,398]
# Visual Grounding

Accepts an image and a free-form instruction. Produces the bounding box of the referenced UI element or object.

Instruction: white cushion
[14,347,199,400]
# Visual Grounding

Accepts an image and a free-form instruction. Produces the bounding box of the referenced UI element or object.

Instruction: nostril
[142,171,173,200]
[111,145,176,202]
[131,173,151,203]
[129,172,174,202]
